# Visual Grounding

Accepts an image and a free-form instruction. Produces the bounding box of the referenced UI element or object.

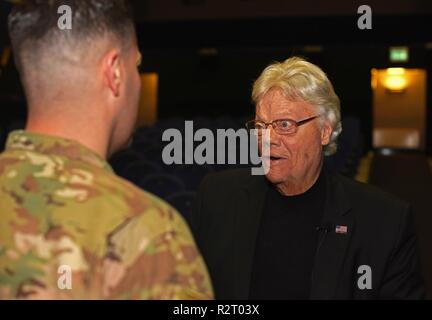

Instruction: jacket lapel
[231,171,354,299]
[310,174,354,299]
[232,173,269,299]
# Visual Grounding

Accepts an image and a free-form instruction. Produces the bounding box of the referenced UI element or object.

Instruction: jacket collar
[233,168,353,299]
[6,130,113,172]
[242,169,352,217]
[309,172,354,299]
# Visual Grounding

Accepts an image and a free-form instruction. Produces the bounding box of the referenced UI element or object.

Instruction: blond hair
[252,56,342,156]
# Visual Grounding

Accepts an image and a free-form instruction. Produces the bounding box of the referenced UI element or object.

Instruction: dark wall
[136,14,432,153]
[1,2,432,154]
[131,0,432,22]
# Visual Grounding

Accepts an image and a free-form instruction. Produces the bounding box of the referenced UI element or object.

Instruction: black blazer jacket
[190,168,425,299]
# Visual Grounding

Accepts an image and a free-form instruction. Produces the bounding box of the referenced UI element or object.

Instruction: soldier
[0,0,213,299]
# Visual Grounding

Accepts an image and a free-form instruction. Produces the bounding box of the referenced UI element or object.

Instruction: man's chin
[264,171,286,185]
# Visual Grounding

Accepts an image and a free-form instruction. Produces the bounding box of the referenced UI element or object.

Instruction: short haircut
[8,0,135,75]
[252,56,342,156]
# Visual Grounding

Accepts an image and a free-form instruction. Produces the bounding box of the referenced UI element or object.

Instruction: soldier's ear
[103,49,122,98]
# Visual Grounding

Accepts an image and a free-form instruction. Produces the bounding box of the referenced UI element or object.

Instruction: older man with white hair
[191,57,425,300]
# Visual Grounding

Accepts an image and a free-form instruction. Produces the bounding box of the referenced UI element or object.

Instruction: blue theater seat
[166,191,197,222]
[121,160,162,185]
[108,149,143,176]
[139,173,185,198]
[172,164,214,190]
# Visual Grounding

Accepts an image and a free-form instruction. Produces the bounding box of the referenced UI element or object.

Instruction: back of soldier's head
[8,0,136,104]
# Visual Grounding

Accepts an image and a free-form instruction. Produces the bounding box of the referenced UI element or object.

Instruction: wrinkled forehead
[256,87,316,120]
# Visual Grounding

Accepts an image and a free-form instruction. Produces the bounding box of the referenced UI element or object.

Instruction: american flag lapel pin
[335,225,348,234]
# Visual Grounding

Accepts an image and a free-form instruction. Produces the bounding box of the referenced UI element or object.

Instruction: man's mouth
[262,155,284,167]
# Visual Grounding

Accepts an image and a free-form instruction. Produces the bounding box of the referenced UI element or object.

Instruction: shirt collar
[6,130,114,172]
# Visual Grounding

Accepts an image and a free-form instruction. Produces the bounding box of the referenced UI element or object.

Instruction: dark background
[1,0,432,154]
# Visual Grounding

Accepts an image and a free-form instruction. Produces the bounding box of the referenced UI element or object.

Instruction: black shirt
[249,170,326,299]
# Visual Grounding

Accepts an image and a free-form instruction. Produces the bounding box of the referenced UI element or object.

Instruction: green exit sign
[390,47,409,62]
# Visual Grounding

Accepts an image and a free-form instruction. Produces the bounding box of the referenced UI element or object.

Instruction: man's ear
[321,120,333,146]
[103,49,122,98]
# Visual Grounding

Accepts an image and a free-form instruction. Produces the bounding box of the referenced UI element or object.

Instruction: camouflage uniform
[0,130,213,300]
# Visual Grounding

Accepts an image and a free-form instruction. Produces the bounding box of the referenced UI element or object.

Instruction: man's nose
[261,125,280,148]
[268,125,281,146]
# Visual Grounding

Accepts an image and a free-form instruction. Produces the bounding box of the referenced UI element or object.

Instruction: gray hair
[252,56,342,156]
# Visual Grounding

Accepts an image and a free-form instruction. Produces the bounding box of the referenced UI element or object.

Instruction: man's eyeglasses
[245,115,321,135]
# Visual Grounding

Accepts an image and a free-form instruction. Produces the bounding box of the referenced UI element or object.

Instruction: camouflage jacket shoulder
[0,131,213,299]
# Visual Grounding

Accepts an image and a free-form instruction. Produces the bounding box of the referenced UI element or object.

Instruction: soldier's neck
[25,116,110,160]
